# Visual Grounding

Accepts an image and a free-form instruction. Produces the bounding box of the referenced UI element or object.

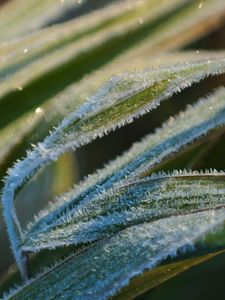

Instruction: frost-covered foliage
[2,58,225,280]
[24,171,225,252]
[22,87,225,252]
[5,209,225,300]
[1,0,225,299]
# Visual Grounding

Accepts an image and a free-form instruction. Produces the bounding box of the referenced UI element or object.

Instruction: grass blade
[23,171,225,252]
[1,0,224,129]
[26,87,225,244]
[4,208,225,299]
[2,66,225,279]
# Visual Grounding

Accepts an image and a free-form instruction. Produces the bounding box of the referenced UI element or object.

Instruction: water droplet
[35,107,44,115]
[23,48,28,53]
[139,19,144,25]
[196,50,200,54]
[198,2,203,9]
[209,106,212,110]
[16,85,23,91]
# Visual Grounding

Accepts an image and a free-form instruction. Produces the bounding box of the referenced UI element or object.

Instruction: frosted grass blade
[1,0,225,294]
[2,63,225,279]
[23,171,225,252]
[0,50,224,178]
[1,0,225,129]
[0,0,189,129]
[4,209,225,300]
[27,87,225,239]
[0,50,224,186]
[0,0,182,89]
[0,112,44,164]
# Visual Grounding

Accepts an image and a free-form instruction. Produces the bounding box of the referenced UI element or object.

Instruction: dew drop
[198,2,203,9]
[23,48,28,53]
[16,85,23,91]
[35,107,44,114]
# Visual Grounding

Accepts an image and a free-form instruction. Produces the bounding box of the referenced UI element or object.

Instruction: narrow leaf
[4,209,225,300]
[0,0,85,41]
[0,51,223,182]
[23,171,225,252]
[2,68,225,278]
[0,0,184,125]
[26,87,225,243]
[1,0,224,129]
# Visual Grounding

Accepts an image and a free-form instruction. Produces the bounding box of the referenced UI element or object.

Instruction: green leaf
[1,0,224,129]
[1,0,224,176]
[0,111,44,163]
[113,250,225,300]
[1,1,199,183]
[0,51,224,185]
[2,65,225,279]
[0,0,84,41]
[23,171,225,252]
[4,208,225,299]
[23,87,225,250]
[0,0,185,128]
[1,0,225,296]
